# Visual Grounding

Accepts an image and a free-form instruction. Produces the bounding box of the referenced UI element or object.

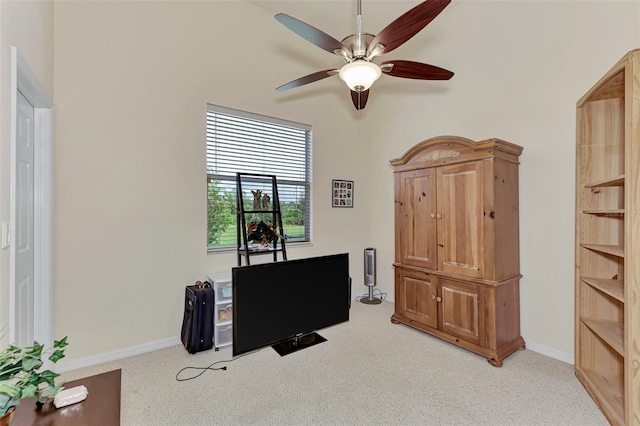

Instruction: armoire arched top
[390,135,523,172]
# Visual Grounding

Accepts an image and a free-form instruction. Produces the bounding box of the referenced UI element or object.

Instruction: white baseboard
[56,336,181,373]
[525,339,574,365]
[55,334,574,373]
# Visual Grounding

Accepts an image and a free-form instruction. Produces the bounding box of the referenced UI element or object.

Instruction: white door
[15,90,35,346]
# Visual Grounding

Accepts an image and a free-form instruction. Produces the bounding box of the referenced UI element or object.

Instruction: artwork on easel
[332,179,354,208]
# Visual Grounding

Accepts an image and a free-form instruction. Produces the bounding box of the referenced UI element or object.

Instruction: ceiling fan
[274,0,454,110]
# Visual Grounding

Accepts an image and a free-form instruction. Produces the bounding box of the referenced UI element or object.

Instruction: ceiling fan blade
[276,69,339,92]
[275,13,350,57]
[350,89,370,110]
[381,60,454,80]
[367,0,451,58]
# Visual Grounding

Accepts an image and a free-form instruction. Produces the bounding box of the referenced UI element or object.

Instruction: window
[206,104,312,250]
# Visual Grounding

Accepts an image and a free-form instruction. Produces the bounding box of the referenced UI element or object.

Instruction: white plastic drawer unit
[207,272,233,350]
[215,324,233,347]
[216,281,232,302]
[216,303,232,324]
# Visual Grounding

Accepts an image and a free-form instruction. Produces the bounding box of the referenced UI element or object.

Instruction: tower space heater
[361,248,382,305]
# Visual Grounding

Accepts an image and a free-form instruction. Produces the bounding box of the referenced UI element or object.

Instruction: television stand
[271,332,326,356]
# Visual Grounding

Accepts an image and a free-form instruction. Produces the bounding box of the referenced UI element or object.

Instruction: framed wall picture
[332,179,354,208]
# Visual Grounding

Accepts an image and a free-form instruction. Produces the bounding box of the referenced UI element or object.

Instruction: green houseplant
[0,335,68,421]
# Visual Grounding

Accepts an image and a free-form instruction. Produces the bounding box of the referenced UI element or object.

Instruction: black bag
[181,281,214,354]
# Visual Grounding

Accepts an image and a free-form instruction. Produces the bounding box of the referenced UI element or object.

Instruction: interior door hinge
[1,222,9,249]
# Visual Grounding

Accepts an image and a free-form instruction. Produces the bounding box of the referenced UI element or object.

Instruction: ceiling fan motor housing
[340,33,375,59]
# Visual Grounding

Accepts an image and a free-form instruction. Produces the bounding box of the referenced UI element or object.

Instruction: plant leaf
[0,392,20,416]
[37,370,59,387]
[48,349,66,363]
[21,357,42,371]
[20,383,38,399]
[0,363,24,380]
[39,382,63,399]
[53,337,68,349]
[26,342,44,359]
[0,380,21,397]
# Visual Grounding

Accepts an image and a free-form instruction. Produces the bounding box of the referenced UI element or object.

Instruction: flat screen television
[232,253,350,356]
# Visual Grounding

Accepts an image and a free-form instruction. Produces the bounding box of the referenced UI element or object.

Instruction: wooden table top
[12,369,121,426]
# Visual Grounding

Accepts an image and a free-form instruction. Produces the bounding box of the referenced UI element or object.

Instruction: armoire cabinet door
[436,161,484,278]
[439,278,484,346]
[397,269,438,328]
[399,168,438,269]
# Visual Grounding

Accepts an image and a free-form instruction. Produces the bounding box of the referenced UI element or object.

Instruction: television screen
[232,253,350,356]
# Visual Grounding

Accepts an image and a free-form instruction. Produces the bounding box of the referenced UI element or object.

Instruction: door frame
[9,47,54,347]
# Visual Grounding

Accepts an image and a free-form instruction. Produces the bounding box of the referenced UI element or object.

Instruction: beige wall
[51,0,640,363]
[0,0,53,344]
[366,1,640,357]
[53,0,372,361]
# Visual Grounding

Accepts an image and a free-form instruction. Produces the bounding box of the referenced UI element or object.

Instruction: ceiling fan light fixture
[339,60,381,92]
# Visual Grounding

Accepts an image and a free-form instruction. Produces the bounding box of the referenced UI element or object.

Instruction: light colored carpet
[60,300,607,425]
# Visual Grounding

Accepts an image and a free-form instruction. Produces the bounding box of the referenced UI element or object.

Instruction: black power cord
[354,287,387,302]
[175,349,260,382]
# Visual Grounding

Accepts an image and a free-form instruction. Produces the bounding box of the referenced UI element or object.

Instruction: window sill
[207,241,312,255]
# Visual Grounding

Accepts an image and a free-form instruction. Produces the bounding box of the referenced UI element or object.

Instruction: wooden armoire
[390,135,525,367]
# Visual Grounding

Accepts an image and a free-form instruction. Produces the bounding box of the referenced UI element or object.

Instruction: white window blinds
[206,104,311,249]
